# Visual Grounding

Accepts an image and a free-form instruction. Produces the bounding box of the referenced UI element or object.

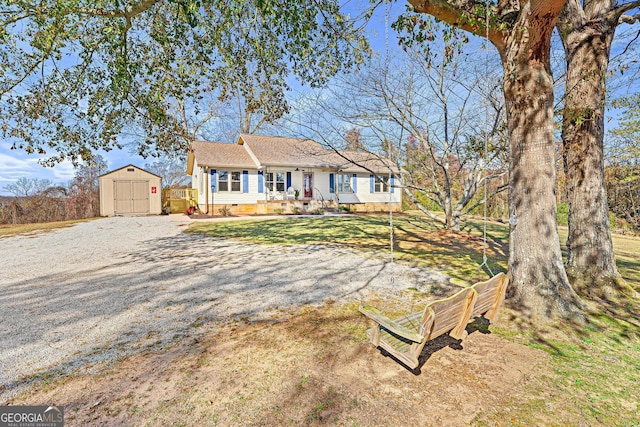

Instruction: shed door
[114,180,149,214]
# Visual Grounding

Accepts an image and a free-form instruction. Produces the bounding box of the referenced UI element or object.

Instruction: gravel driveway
[0,215,447,401]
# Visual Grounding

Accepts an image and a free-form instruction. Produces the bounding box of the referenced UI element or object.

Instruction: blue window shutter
[370,175,374,193]
[329,173,335,193]
[258,170,264,193]
[390,175,395,193]
[211,169,217,193]
[352,174,357,193]
[242,170,249,193]
[286,171,292,189]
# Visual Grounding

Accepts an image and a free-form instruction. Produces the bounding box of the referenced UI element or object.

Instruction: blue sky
[0,151,76,190]
[0,2,400,195]
[0,146,147,195]
[0,3,637,195]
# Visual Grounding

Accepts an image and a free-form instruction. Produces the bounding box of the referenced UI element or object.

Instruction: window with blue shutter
[352,174,357,193]
[210,169,218,193]
[329,173,335,193]
[370,175,374,193]
[286,172,292,189]
[242,170,249,193]
[258,170,264,193]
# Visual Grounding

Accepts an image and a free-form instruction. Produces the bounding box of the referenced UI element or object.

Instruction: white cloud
[0,153,43,181]
[50,161,76,182]
[0,143,177,195]
[0,149,72,194]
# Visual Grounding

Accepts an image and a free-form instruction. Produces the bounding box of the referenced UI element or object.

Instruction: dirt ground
[6,302,551,426]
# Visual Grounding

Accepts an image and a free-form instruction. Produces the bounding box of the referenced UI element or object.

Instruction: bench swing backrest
[469,272,508,321]
[420,286,477,341]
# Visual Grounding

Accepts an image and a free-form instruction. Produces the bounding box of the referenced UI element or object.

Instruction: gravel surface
[0,215,448,401]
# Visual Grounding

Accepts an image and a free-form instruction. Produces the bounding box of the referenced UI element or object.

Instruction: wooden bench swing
[359,272,508,369]
[357,0,510,370]
[358,172,509,369]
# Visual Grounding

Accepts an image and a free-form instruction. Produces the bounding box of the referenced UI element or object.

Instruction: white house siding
[192,162,206,205]
[313,172,333,202]
[189,147,401,214]
[336,173,401,208]
[260,167,330,202]
[275,168,334,202]
[208,169,263,204]
[290,170,304,195]
[192,166,266,214]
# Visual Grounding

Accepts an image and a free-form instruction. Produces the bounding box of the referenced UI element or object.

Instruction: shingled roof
[238,134,335,168]
[187,141,257,174]
[327,150,399,174]
[187,135,398,174]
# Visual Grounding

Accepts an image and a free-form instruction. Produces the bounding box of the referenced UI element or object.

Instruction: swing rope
[472,0,494,279]
[380,3,424,336]
[382,1,401,313]
[379,0,495,327]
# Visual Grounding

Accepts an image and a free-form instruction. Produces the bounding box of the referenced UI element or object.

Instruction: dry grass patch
[0,218,95,238]
[8,302,553,426]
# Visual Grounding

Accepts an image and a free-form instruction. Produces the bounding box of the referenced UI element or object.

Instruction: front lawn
[187,212,640,426]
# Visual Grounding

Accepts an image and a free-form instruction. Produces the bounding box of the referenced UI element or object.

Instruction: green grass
[557,202,569,226]
[189,212,639,290]
[557,226,640,292]
[187,213,509,282]
[476,309,640,426]
[189,211,640,426]
[611,234,640,290]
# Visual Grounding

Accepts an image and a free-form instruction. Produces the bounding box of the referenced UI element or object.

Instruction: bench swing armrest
[359,305,425,344]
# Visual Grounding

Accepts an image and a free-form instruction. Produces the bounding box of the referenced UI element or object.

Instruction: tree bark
[410,0,584,319]
[501,4,583,319]
[557,1,628,298]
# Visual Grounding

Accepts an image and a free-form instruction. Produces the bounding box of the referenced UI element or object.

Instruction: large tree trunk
[558,6,627,298]
[410,0,584,319]
[500,3,584,319]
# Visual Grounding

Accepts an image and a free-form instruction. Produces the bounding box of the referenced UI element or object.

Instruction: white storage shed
[99,165,162,216]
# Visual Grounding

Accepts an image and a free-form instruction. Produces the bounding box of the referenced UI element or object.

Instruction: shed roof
[98,164,161,179]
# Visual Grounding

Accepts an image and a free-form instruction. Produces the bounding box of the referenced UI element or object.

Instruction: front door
[303,173,313,198]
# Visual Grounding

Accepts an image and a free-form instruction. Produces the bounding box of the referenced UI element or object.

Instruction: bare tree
[145,155,191,189]
[399,0,587,320]
[67,155,107,219]
[3,177,54,197]
[299,47,508,231]
[343,128,367,151]
[606,93,640,230]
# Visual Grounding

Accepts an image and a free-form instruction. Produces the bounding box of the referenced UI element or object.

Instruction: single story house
[186,134,401,215]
